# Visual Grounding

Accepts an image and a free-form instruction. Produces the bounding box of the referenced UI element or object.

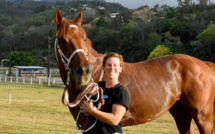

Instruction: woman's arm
[80,101,126,126]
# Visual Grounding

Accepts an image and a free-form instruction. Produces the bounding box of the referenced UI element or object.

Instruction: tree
[163,32,182,46]
[196,24,215,44]
[145,32,163,52]
[89,27,118,53]
[185,0,193,6]
[97,9,110,17]
[118,23,147,62]
[198,0,208,6]
[193,24,215,61]
[163,32,191,54]
[109,15,124,30]
[5,51,33,66]
[35,4,48,13]
[96,17,109,27]
[82,9,97,24]
[177,0,193,7]
[120,10,133,24]
[170,21,191,43]
[177,0,184,7]
[147,45,173,60]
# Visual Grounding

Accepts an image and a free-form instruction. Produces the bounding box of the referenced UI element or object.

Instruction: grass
[0,82,199,134]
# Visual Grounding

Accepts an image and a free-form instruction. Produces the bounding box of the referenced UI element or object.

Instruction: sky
[105,0,215,9]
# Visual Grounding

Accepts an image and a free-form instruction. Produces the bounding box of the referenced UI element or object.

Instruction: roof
[14,66,45,69]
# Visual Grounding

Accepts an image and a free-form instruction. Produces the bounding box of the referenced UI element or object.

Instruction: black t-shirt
[86,81,130,134]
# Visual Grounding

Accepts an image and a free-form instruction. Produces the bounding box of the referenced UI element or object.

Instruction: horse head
[54,9,91,86]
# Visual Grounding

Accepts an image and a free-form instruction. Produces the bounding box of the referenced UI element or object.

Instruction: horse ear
[55,9,62,26]
[75,10,83,25]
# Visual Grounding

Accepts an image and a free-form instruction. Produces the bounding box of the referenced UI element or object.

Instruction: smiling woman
[102,52,123,80]
[80,52,130,134]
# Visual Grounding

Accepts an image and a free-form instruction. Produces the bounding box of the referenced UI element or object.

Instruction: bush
[147,45,173,60]
[96,17,109,27]
[5,51,33,66]
[196,24,215,44]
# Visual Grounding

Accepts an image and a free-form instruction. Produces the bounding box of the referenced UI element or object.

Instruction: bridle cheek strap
[54,37,87,84]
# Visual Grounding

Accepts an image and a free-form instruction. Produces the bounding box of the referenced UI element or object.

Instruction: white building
[14,66,45,77]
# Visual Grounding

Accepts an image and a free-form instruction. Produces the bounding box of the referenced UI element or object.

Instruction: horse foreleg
[213,106,215,134]
[192,103,213,134]
[169,101,195,134]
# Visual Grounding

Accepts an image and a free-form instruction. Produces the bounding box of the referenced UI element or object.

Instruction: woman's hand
[80,100,94,113]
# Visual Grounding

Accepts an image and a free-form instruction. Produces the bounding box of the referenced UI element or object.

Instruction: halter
[54,32,99,132]
[54,37,88,85]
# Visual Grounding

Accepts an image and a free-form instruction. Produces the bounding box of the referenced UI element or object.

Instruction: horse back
[119,54,215,126]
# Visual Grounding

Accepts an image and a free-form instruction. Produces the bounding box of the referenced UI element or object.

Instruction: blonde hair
[102,52,124,67]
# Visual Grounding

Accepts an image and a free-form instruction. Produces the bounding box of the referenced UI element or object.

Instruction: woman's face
[103,57,122,80]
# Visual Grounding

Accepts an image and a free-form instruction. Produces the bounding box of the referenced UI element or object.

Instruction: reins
[54,34,100,132]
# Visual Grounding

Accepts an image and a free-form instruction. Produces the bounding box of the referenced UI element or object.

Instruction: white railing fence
[0,76,63,86]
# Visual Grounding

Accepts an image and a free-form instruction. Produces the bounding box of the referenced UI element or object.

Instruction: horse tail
[204,61,215,134]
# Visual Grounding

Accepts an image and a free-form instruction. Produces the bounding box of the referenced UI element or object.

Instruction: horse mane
[86,38,102,57]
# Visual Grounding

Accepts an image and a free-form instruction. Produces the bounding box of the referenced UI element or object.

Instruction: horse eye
[80,33,87,42]
[60,39,67,46]
[83,35,87,42]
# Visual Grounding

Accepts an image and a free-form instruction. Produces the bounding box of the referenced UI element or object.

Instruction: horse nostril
[86,68,91,74]
[86,68,89,74]
[77,66,91,75]
[77,67,83,75]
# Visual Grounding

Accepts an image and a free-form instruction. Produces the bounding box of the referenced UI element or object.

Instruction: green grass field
[0,82,198,134]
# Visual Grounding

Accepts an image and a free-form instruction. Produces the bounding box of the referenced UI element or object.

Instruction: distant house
[97,6,105,10]
[110,13,120,18]
[70,8,77,12]
[82,4,91,10]
[14,66,45,77]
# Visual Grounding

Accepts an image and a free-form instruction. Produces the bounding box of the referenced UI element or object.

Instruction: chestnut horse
[54,9,215,134]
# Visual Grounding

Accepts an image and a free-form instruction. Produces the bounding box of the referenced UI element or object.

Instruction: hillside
[0,0,215,68]
[0,0,128,67]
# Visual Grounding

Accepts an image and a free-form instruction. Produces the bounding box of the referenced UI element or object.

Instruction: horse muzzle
[73,65,92,86]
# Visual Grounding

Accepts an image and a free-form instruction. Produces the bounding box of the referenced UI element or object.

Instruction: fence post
[23,77,25,84]
[30,77,32,85]
[53,78,55,85]
[5,76,7,82]
[0,76,1,82]
[48,77,50,86]
[39,79,41,85]
[10,76,12,83]
[9,91,11,104]
[16,77,18,83]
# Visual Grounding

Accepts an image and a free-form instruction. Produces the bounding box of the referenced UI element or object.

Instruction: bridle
[54,35,88,85]
[54,31,100,132]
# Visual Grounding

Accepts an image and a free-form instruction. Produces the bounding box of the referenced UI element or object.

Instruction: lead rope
[54,35,99,132]
[75,77,100,132]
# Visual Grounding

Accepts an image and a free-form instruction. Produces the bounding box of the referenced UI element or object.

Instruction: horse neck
[87,46,104,82]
